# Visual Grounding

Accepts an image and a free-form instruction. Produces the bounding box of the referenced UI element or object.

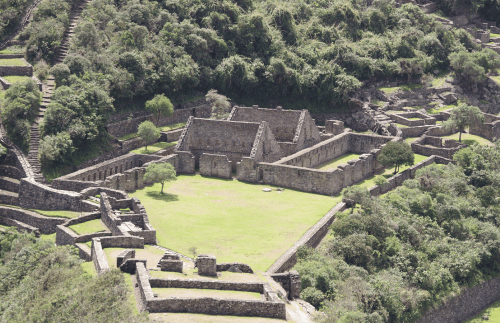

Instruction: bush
[38,132,75,166]
[34,60,50,81]
[49,63,71,86]
[300,287,325,309]
[137,120,160,151]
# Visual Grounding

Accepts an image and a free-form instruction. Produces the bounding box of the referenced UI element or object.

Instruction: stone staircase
[27,0,89,183]
[54,0,88,64]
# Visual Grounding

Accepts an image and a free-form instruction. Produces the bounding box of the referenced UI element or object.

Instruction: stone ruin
[157,251,183,273]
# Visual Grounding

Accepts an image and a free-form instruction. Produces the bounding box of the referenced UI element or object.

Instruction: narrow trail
[0,0,43,51]
[27,0,90,183]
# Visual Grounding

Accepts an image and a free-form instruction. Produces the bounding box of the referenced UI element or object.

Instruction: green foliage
[0,231,148,322]
[49,63,71,86]
[145,93,174,126]
[137,120,160,151]
[296,143,500,321]
[443,104,484,142]
[0,80,40,150]
[0,0,34,40]
[60,0,479,111]
[38,132,75,167]
[374,175,388,186]
[378,141,415,173]
[206,89,231,119]
[341,185,371,212]
[449,49,500,85]
[34,60,50,81]
[143,162,177,194]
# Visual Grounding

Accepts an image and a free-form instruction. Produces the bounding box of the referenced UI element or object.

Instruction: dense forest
[295,142,500,322]
[0,231,147,322]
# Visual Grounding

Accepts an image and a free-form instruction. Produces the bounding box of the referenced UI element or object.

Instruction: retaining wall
[107,105,211,138]
[389,112,436,126]
[0,206,66,234]
[0,62,33,76]
[411,136,466,159]
[415,277,500,323]
[91,238,110,275]
[149,278,265,293]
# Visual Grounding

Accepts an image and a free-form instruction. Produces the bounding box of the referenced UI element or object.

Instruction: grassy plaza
[129,174,337,271]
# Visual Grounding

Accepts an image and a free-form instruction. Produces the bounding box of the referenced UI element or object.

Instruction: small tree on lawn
[341,186,370,213]
[206,89,231,119]
[145,94,174,127]
[378,141,415,174]
[442,104,484,142]
[137,121,160,152]
[143,162,177,194]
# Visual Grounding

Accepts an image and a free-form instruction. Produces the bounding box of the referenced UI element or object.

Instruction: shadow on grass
[463,139,480,146]
[146,191,179,202]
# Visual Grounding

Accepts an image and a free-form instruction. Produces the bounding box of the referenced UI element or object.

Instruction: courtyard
[129,174,337,271]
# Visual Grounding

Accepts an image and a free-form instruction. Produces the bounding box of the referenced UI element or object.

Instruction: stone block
[196,254,217,276]
[158,259,183,273]
[325,120,344,135]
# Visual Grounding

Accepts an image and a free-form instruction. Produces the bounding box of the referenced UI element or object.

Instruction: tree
[49,63,71,87]
[205,89,231,119]
[145,94,174,127]
[137,121,160,151]
[341,185,371,213]
[443,104,484,142]
[378,141,415,173]
[38,132,75,167]
[143,162,177,194]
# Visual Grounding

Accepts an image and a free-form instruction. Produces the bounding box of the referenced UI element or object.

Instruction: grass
[316,153,362,171]
[405,137,420,143]
[2,75,32,83]
[492,75,500,86]
[130,141,177,154]
[0,58,27,66]
[118,122,186,141]
[150,268,267,283]
[491,33,500,38]
[371,99,385,108]
[395,123,409,128]
[81,261,97,277]
[465,299,500,323]
[431,71,449,87]
[104,246,166,269]
[377,83,422,94]
[152,288,262,300]
[480,100,490,104]
[427,105,453,114]
[148,313,286,323]
[0,203,82,218]
[129,175,339,271]
[354,154,429,189]
[68,219,107,235]
[123,273,139,315]
[0,224,13,230]
[407,117,422,120]
[441,133,493,146]
[39,233,56,244]
[0,45,25,54]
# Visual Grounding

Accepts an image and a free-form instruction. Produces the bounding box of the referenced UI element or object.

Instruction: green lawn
[431,71,449,87]
[104,245,165,269]
[405,137,420,143]
[130,141,177,154]
[0,203,82,218]
[118,122,186,141]
[491,33,500,38]
[81,261,97,277]
[129,175,338,271]
[0,224,13,230]
[0,58,26,66]
[395,123,409,128]
[465,299,500,323]
[441,133,493,146]
[2,75,32,83]
[68,219,107,235]
[377,83,422,94]
[39,233,56,244]
[0,45,25,54]
[354,153,429,189]
[407,117,422,121]
[427,105,453,114]
[316,153,361,171]
[152,287,262,300]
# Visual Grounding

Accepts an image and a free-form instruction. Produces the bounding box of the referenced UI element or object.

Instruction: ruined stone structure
[228,106,321,155]
[176,117,282,171]
[158,252,183,273]
[411,136,467,159]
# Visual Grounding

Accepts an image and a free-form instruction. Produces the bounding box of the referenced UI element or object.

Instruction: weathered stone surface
[196,254,217,276]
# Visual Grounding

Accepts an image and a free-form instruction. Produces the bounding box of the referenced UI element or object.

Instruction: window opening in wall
[242,142,245,148]
[88,175,91,181]
[104,170,107,179]
[93,173,96,181]
[115,166,118,174]
[99,172,102,180]
[120,165,123,173]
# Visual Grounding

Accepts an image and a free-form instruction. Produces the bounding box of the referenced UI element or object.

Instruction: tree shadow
[146,191,179,202]
[462,139,479,146]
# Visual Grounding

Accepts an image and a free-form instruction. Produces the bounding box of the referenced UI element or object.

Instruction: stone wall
[91,238,110,275]
[411,136,466,159]
[107,105,211,138]
[18,179,98,212]
[470,119,500,141]
[0,216,40,236]
[400,125,436,138]
[415,277,500,323]
[149,278,265,293]
[389,112,436,126]
[0,76,42,90]
[267,203,345,273]
[160,128,184,142]
[0,62,33,76]
[146,297,286,319]
[136,262,155,311]
[216,262,253,273]
[0,206,67,234]
[199,154,232,178]
[270,270,301,299]
[98,235,145,249]
[0,176,19,192]
[0,165,21,179]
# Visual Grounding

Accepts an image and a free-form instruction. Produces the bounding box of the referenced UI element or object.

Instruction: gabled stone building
[227,106,321,156]
[174,117,282,177]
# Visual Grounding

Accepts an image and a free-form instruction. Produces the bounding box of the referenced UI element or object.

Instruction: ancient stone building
[227,106,321,156]
[175,117,282,172]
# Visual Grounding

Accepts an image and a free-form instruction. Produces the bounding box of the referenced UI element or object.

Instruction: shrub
[38,132,75,166]
[137,120,160,151]
[49,63,71,86]
[300,287,325,309]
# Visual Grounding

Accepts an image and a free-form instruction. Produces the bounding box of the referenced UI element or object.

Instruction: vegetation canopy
[377,141,415,173]
[143,162,177,194]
